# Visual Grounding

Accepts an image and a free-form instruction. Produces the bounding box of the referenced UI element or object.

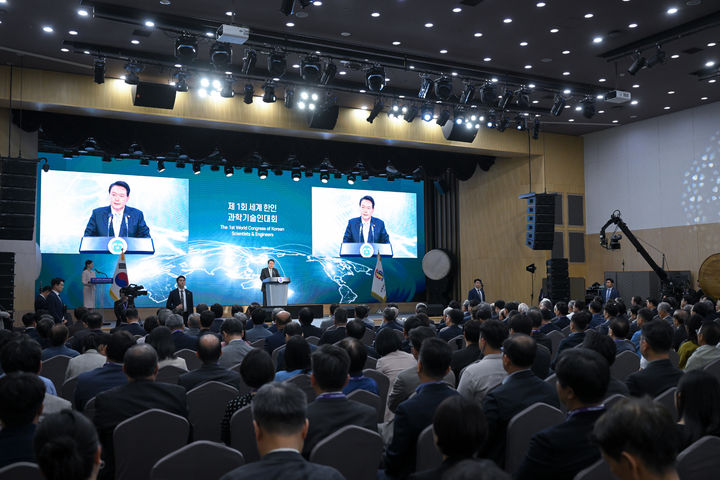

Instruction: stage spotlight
[486,111,496,128]
[515,116,527,131]
[224,165,234,177]
[210,42,232,67]
[320,171,329,183]
[192,161,202,174]
[388,104,400,119]
[93,58,105,84]
[550,94,566,116]
[404,104,418,122]
[581,97,596,118]
[499,88,514,110]
[628,51,646,75]
[532,118,540,139]
[301,55,322,82]
[221,75,234,98]
[347,174,356,185]
[418,77,432,99]
[459,83,475,104]
[139,158,149,166]
[366,65,385,92]
[291,167,302,181]
[175,71,189,92]
[434,77,453,100]
[421,105,434,122]
[647,45,666,68]
[366,98,384,123]
[412,166,424,182]
[263,83,276,103]
[454,111,465,125]
[515,88,530,108]
[243,84,254,104]
[480,82,498,106]
[157,160,166,172]
[78,138,99,154]
[41,159,49,172]
[123,62,142,85]
[241,49,257,75]
[320,62,337,85]
[284,88,294,108]
[175,35,198,63]
[497,116,509,132]
[258,163,269,179]
[436,109,451,126]
[267,51,287,77]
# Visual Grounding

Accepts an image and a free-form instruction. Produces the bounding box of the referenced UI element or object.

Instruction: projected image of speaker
[133,82,177,110]
[521,193,555,250]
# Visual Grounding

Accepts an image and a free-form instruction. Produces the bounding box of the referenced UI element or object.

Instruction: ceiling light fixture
[243,83,254,104]
[434,77,453,100]
[123,61,142,85]
[550,94,566,116]
[175,34,198,63]
[175,70,189,92]
[436,109,451,126]
[421,105,434,122]
[320,62,337,85]
[459,83,475,104]
[628,51,647,75]
[366,98,384,123]
[284,88,295,108]
[267,50,286,77]
[301,55,322,82]
[93,58,105,84]
[210,42,232,67]
[366,65,386,92]
[263,83,276,103]
[646,45,666,68]
[418,77,432,99]
[404,104,418,122]
[221,75,234,98]
[241,49,257,74]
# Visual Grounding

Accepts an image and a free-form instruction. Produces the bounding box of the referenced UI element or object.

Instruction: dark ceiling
[1,0,719,136]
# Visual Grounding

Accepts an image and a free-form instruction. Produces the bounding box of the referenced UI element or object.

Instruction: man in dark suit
[166,275,193,324]
[47,277,66,324]
[259,259,280,306]
[94,344,188,480]
[581,331,630,397]
[552,311,591,370]
[264,310,292,355]
[384,337,459,478]
[467,278,486,303]
[550,301,571,330]
[588,300,605,329]
[515,348,609,480]
[75,330,136,411]
[438,309,464,342]
[21,313,40,341]
[69,312,104,351]
[480,334,560,467]
[166,314,199,351]
[342,195,390,244]
[113,293,134,325]
[509,314,551,379]
[84,181,150,238]
[626,320,683,398]
[0,372,46,468]
[298,307,322,339]
[219,382,344,480]
[319,307,348,345]
[602,278,619,304]
[528,309,553,351]
[34,286,51,312]
[301,344,377,457]
[451,319,483,382]
[178,334,244,391]
[114,309,145,336]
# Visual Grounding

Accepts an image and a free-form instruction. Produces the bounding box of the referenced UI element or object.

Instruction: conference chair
[271,345,285,368]
[654,387,678,421]
[393,329,404,342]
[285,373,316,402]
[306,336,320,345]
[360,328,376,346]
[415,424,443,473]
[250,338,265,349]
[175,349,202,371]
[447,335,466,351]
[156,365,186,384]
[703,357,720,384]
[347,389,382,422]
[39,355,72,392]
[668,348,680,368]
[610,351,640,381]
[602,393,626,410]
[505,402,565,473]
[114,409,190,480]
[150,440,244,480]
[83,397,96,421]
[363,369,390,423]
[187,381,239,442]
[676,435,720,480]
[230,405,260,463]
[545,373,557,388]
[61,375,79,406]
[364,355,378,369]
[573,459,619,480]
[561,325,571,336]
[546,330,564,357]
[0,462,43,480]
[310,426,383,480]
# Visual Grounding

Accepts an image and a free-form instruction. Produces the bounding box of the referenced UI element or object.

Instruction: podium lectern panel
[339,243,393,257]
[262,277,291,306]
[79,236,155,254]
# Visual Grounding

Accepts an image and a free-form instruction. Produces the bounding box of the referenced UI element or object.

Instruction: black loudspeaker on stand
[546,258,570,304]
[523,193,555,250]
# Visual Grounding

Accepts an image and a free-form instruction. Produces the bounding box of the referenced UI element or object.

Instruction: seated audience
[302,344,377,458]
[138,315,159,343]
[185,312,202,336]
[178,334,245,391]
[319,307,348,345]
[221,349,275,445]
[219,317,253,368]
[338,337,378,395]
[69,312,105,351]
[68,306,89,336]
[22,312,40,341]
[65,332,110,380]
[146,326,188,370]
[450,319,483,382]
[199,309,222,339]
[508,314,551,379]
[377,307,403,332]
[684,321,720,371]
[275,335,312,381]
[245,308,271,342]
[94,344,188,480]
[0,372,45,467]
[41,324,80,360]
[410,395,487,480]
[264,310,292,354]
[551,311,590,369]
[626,320,683,398]
[677,313,702,368]
[219,383,344,480]
[375,328,417,402]
[675,370,720,450]
[609,316,636,355]
[480,334,560,467]
[528,308,553,349]
[33,410,102,480]
[515,348,609,480]
[346,319,378,358]
[588,301,604,329]
[36,317,55,349]
[384,337,459,479]
[298,307,322,339]
[592,397,680,480]
[671,309,689,351]
[166,313,199,351]
[582,331,630,396]
[443,459,510,480]
[354,304,375,330]
[630,308,654,353]
[550,301,571,330]
[114,308,145,336]
[457,319,508,402]
[438,309,464,342]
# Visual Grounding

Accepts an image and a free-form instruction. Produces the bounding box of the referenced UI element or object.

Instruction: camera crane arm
[599,210,669,286]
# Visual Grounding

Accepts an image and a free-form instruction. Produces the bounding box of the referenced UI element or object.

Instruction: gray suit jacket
[218,340,253,369]
[388,365,456,413]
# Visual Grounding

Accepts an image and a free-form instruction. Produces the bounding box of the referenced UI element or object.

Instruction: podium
[340,242,394,257]
[79,236,155,254]
[262,277,291,306]
[90,277,113,310]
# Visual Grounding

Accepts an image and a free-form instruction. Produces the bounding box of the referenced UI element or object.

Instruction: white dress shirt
[112,208,125,237]
[362,219,371,243]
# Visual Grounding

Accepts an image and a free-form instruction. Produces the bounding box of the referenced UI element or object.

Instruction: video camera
[119,284,148,299]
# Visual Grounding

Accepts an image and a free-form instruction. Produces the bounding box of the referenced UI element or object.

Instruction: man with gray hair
[186,313,201,336]
[168,314,199,351]
[219,383,344,480]
[157,308,173,326]
[567,300,576,320]
[654,302,673,324]
[378,307,403,332]
[219,317,253,368]
[539,298,552,311]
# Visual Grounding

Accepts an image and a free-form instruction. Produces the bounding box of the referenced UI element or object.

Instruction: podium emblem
[107,237,127,255]
[359,242,375,258]
[278,277,284,283]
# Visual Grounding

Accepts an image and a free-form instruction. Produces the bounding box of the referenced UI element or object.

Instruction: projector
[216,25,250,45]
[604,90,632,104]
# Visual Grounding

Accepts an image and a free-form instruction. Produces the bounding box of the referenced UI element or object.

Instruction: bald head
[276,310,292,329]
[502,333,537,369]
[123,344,159,380]
[197,334,222,364]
